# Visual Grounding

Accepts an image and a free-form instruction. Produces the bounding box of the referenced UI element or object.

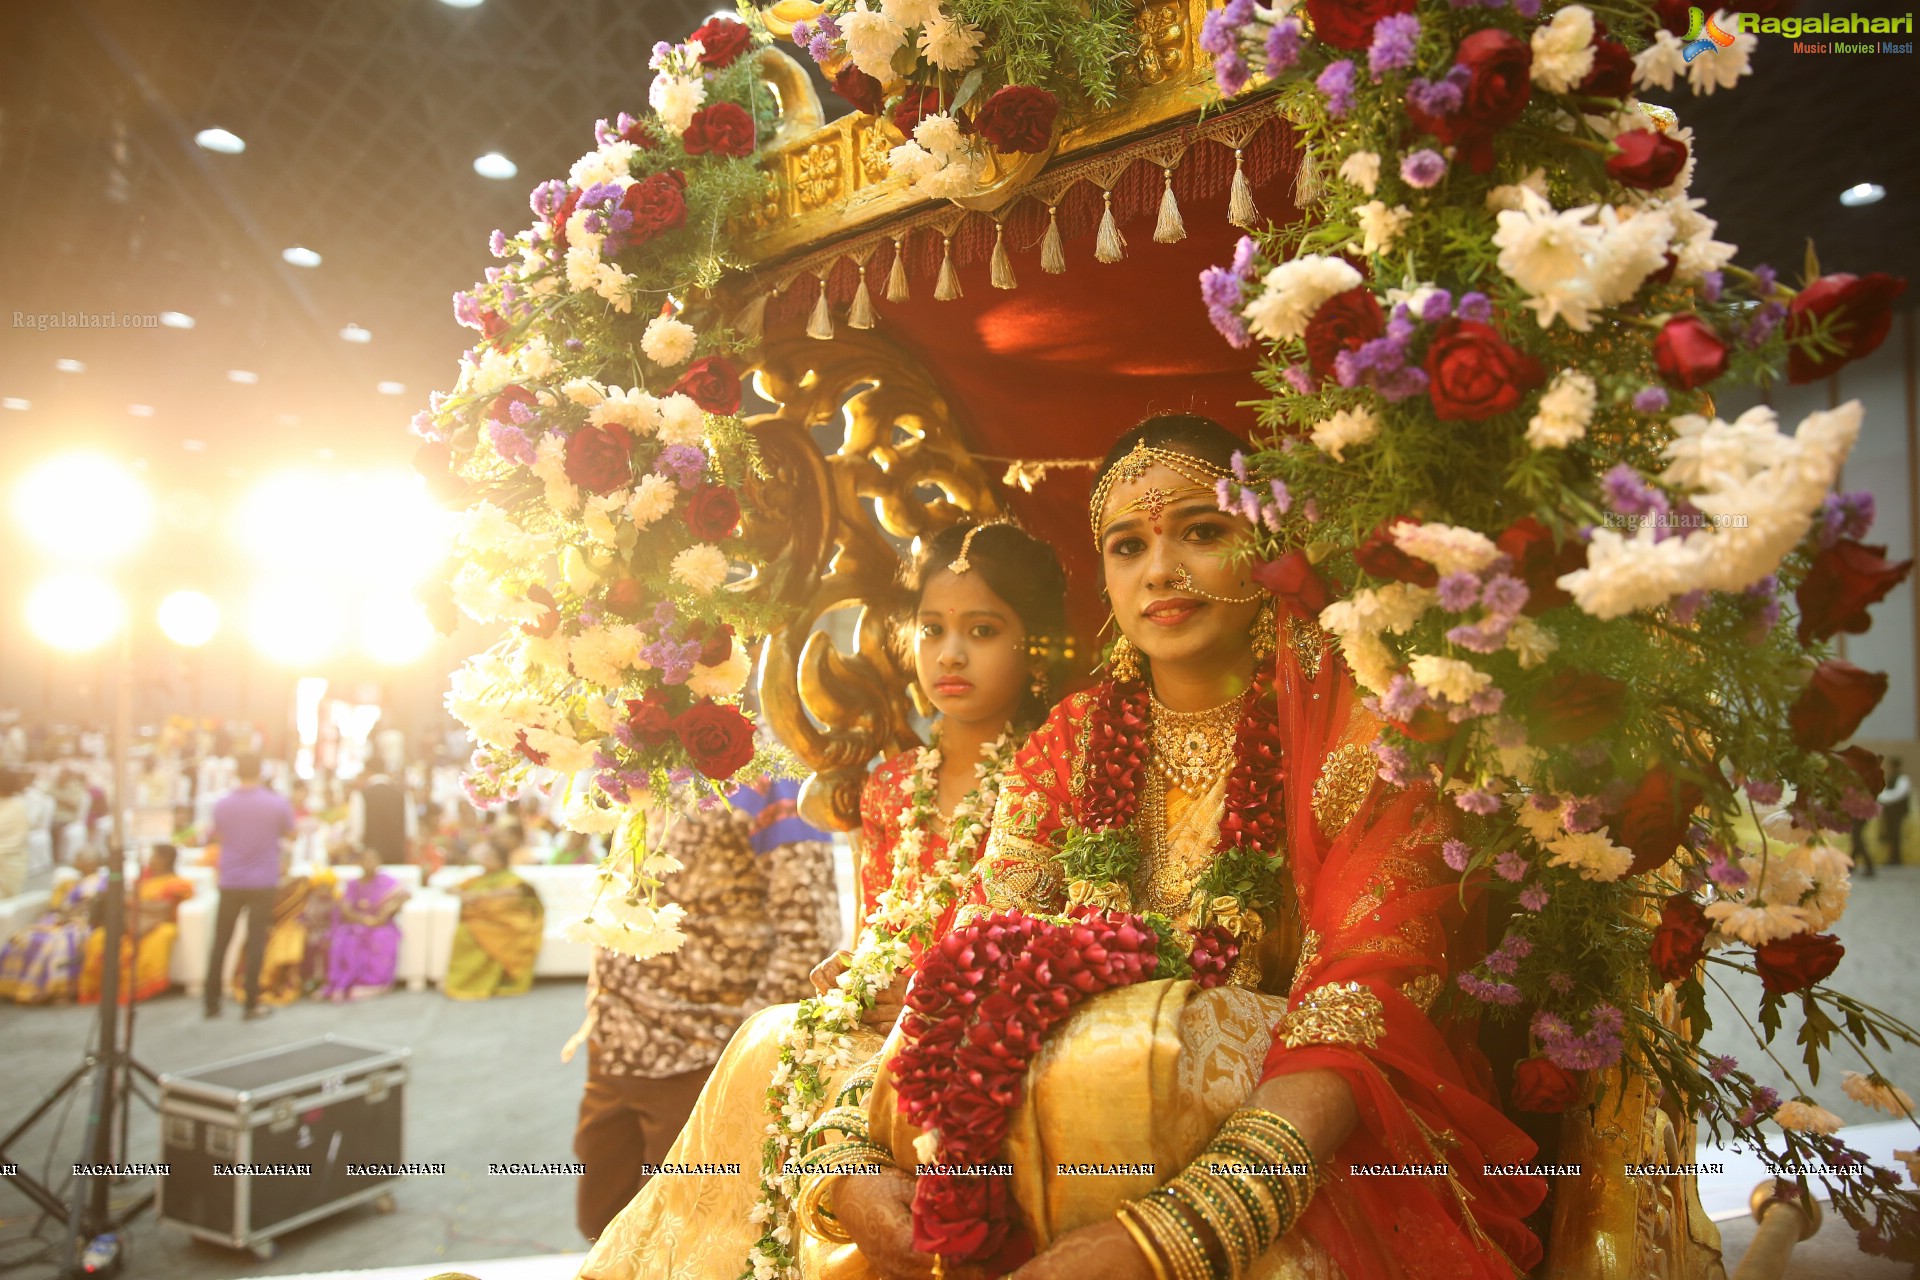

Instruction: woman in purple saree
[323,846,408,1001]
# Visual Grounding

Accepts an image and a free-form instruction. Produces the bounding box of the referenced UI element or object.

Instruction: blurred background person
[348,769,416,864]
[0,768,30,897]
[80,842,193,1004]
[322,844,409,1002]
[202,751,295,1020]
[442,836,543,1001]
[0,847,105,1003]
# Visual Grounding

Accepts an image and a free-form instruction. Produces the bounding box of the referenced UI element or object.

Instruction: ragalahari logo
[1681,7,1738,60]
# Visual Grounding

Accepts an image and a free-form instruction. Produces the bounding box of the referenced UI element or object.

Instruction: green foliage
[948,0,1139,107]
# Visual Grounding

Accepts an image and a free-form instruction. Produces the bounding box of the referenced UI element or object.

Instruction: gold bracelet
[1116,1203,1173,1280]
[793,1169,854,1243]
[1165,1174,1254,1278]
[1132,1194,1213,1280]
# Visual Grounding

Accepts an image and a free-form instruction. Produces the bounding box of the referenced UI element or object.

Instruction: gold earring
[1108,633,1141,684]
[1029,666,1050,699]
[1251,598,1278,663]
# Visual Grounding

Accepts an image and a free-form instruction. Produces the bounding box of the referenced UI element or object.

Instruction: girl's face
[914,567,1031,731]
[1098,461,1259,675]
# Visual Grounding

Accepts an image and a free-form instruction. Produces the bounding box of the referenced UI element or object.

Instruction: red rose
[562,424,633,495]
[1511,1057,1579,1113]
[1753,932,1845,996]
[1409,30,1532,173]
[670,355,743,416]
[1393,705,1458,745]
[832,66,886,116]
[912,1174,1009,1261]
[1796,540,1912,645]
[1614,768,1704,877]
[891,85,949,137]
[1577,35,1634,99]
[621,172,688,246]
[1496,515,1585,614]
[1423,319,1545,421]
[684,484,742,540]
[1528,670,1628,746]
[520,584,561,639]
[1837,744,1886,795]
[1251,551,1333,622]
[1304,0,1417,51]
[624,692,676,750]
[550,186,581,251]
[1786,273,1908,384]
[1788,659,1887,750]
[1305,287,1386,378]
[1649,893,1711,985]
[1653,314,1729,390]
[1606,130,1688,190]
[671,699,756,779]
[681,102,756,158]
[692,622,736,667]
[688,16,751,68]
[490,383,538,424]
[972,85,1059,154]
[1355,518,1438,587]
[477,309,509,341]
[603,577,647,622]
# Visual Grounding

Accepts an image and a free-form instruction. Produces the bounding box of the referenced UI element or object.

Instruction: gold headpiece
[947,518,1016,575]
[1088,441,1231,545]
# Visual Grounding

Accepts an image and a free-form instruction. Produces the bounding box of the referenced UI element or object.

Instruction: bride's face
[1099,460,1260,674]
[914,568,1030,731]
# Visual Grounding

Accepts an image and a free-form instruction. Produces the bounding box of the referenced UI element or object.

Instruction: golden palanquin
[725,7,1729,1275]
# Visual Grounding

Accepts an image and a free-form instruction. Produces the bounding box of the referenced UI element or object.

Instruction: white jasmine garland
[1353,201,1412,257]
[1530,6,1596,92]
[1242,255,1365,343]
[641,315,698,367]
[1310,405,1381,461]
[1338,150,1381,196]
[1526,369,1598,449]
[671,543,731,594]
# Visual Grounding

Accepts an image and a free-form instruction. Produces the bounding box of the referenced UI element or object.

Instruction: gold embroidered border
[1399,973,1443,1013]
[1287,617,1326,682]
[1312,743,1376,838]
[1276,981,1386,1051]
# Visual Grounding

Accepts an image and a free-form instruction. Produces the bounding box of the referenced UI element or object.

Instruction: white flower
[1772,1099,1843,1135]
[1588,204,1675,306]
[1703,899,1811,946]
[1408,654,1492,706]
[657,392,709,446]
[1530,6,1596,92]
[881,0,941,26]
[1896,1150,1920,1187]
[520,725,598,776]
[569,141,638,191]
[917,10,983,70]
[649,74,706,136]
[590,385,664,437]
[1515,795,1566,845]
[565,897,688,959]
[1338,151,1381,196]
[688,642,753,699]
[1242,255,1364,343]
[671,543,731,594]
[589,261,634,312]
[912,155,985,198]
[641,315,698,367]
[1545,828,1634,882]
[912,1130,942,1165]
[531,433,580,515]
[1310,406,1380,462]
[580,492,628,548]
[1485,167,1549,213]
[1506,616,1559,668]
[1842,1072,1915,1117]
[842,0,907,80]
[1393,522,1500,576]
[563,377,609,406]
[1526,369,1597,449]
[1336,630,1398,696]
[886,139,943,184]
[1632,31,1688,92]
[1688,16,1755,94]
[913,113,966,159]
[1492,191,1605,330]
[570,624,644,688]
[1353,201,1412,257]
[627,473,677,528]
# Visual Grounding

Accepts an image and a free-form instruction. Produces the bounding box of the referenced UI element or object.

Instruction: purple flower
[1456,788,1504,816]
[489,229,509,257]
[1841,789,1882,821]
[1381,674,1428,721]
[1519,883,1550,911]
[1457,972,1523,1005]
[1199,5,1243,54]
[1820,490,1877,546]
[1215,477,1235,513]
[1547,971,1575,995]
[789,19,811,46]
[1486,947,1519,976]
[488,421,538,467]
[1269,479,1292,513]
[452,290,483,329]
[1469,686,1505,717]
[507,397,536,426]
[1603,464,1668,518]
[1708,1055,1738,1082]
[1442,838,1472,871]
[1266,18,1304,75]
[1436,571,1481,612]
[1371,740,1417,786]
[1457,291,1492,323]
[1230,234,1259,279]
[1480,573,1529,617]
[1317,60,1357,118]
[1706,851,1750,889]
[410,410,443,442]
[1401,148,1448,188]
[1512,0,1540,16]
[1666,589,1708,626]
[1215,49,1252,96]
[1406,66,1467,117]
[1494,848,1528,880]
[1445,621,1509,653]
[1632,386,1670,414]
[1200,265,1251,348]
[530,179,570,218]
[1753,264,1779,296]
[1743,300,1786,348]
[1701,271,1724,304]
[1745,778,1783,806]
[1562,797,1603,834]
[1419,289,1454,324]
[1229,450,1249,482]
[1492,717,1528,749]
[1368,12,1420,77]
[807,33,834,62]
[654,443,709,489]
[1282,364,1317,395]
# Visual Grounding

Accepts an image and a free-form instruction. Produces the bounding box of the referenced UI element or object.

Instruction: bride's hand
[810,950,850,995]
[835,1169,935,1280]
[1006,1218,1155,1280]
[862,970,910,1027]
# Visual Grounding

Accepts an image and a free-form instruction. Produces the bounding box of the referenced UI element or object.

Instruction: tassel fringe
[990,223,1016,290]
[886,237,910,303]
[805,271,834,341]
[732,293,768,345]
[934,236,962,301]
[1153,167,1186,244]
[1294,146,1322,209]
[848,266,876,329]
[1094,190,1126,263]
[1040,206,1066,275]
[1228,148,1259,229]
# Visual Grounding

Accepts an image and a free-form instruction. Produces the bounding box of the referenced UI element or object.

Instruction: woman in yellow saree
[444,840,545,1000]
[240,868,321,1006]
[79,844,194,1005]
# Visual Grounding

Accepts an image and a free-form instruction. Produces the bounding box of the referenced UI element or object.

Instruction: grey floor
[2,867,1917,1280]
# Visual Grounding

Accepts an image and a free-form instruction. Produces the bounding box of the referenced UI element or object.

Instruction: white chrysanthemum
[563,237,603,289]
[912,155,985,198]
[1393,521,1500,576]
[917,10,982,70]
[1591,204,1674,306]
[1703,898,1811,946]
[582,698,620,735]
[1353,201,1412,257]
[1242,255,1365,342]
[1408,654,1492,706]
[1688,17,1755,95]
[516,336,559,381]
[1492,191,1606,329]
[457,501,542,560]
[580,492,627,549]
[1310,406,1380,462]
[1515,795,1566,845]
[1338,150,1381,196]
[913,113,966,159]
[1507,616,1559,668]
[1798,841,1853,931]
[1842,1072,1915,1117]
[1336,630,1398,696]
[1485,168,1549,215]
[1772,1099,1843,1135]
[1660,196,1738,280]
[881,0,941,26]
[1530,5,1596,91]
[649,74,706,135]
[627,473,677,528]
[1545,828,1634,882]
[657,392,708,446]
[569,624,643,688]
[841,0,907,79]
[451,564,540,627]
[688,642,752,699]
[589,260,634,312]
[1526,369,1597,449]
[887,139,944,184]
[570,141,639,191]
[531,433,581,515]
[641,315,698,367]
[563,377,609,406]
[590,385,664,436]
[671,543,731,594]
[1632,30,1688,91]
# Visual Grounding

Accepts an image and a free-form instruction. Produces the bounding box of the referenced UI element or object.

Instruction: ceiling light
[473,152,517,180]
[1840,182,1886,208]
[282,246,322,268]
[2,398,28,411]
[228,369,259,384]
[376,381,406,395]
[129,404,155,417]
[26,574,127,653]
[13,453,154,565]
[158,590,221,648]
[339,323,371,343]
[182,440,207,452]
[439,0,484,7]
[194,127,245,154]
[159,310,195,329]
[55,359,86,373]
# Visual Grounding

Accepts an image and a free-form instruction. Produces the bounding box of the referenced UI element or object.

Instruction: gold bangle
[793,1170,854,1243]
[1116,1203,1173,1280]
[1137,1190,1217,1280]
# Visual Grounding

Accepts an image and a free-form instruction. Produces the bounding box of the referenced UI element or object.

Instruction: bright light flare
[360,594,436,665]
[158,590,220,647]
[26,574,126,652]
[247,584,344,668]
[13,452,154,565]
[233,469,451,589]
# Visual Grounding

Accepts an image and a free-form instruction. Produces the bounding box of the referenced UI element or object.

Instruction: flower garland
[746,731,1018,1280]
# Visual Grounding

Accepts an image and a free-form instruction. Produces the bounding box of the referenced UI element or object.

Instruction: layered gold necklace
[1139,690,1247,916]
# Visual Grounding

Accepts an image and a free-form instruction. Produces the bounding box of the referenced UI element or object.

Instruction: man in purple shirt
[203,754,296,1020]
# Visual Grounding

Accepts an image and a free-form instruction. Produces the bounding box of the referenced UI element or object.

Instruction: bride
[819,414,1546,1280]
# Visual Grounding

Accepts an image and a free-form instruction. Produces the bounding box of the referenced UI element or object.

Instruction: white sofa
[0,889,52,949]
[424,863,599,982]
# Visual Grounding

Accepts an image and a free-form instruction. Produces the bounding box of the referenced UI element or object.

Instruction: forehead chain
[1087,441,1230,544]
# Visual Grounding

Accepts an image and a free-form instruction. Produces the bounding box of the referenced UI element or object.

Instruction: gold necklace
[1148,691,1246,795]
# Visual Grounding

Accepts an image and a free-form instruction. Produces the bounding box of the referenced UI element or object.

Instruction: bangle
[804,1105,874,1144]
[1115,1203,1173,1280]
[793,1169,854,1243]
[1131,1193,1214,1280]
[1164,1173,1255,1277]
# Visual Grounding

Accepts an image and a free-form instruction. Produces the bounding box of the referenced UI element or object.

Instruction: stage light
[235,469,450,588]
[159,311,195,329]
[439,0,484,8]
[128,404,155,417]
[228,369,259,384]
[26,574,126,653]
[282,246,322,268]
[360,594,435,665]
[2,398,28,411]
[473,152,517,179]
[376,381,406,395]
[181,440,207,452]
[247,584,343,667]
[1839,182,1886,208]
[157,590,220,647]
[194,127,245,154]
[55,359,86,373]
[339,324,371,343]
[13,452,154,565]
